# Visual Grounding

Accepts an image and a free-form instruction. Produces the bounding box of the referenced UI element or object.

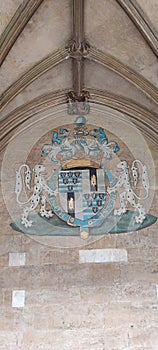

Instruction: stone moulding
[0,89,157,151]
[0,89,68,149]
[1,0,157,68]
[1,45,158,113]
[88,47,158,105]
[0,0,157,116]
[0,0,44,66]
[116,0,158,58]
[0,47,69,112]
[88,88,158,145]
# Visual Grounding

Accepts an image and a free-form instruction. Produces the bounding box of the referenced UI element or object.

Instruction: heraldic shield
[12,115,157,238]
[47,163,112,232]
[57,168,107,221]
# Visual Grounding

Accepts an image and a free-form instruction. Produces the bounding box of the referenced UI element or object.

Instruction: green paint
[11,210,157,236]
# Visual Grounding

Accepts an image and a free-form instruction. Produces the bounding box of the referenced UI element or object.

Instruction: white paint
[12,290,25,308]
[9,252,26,266]
[96,169,106,192]
[79,248,128,263]
[82,169,90,193]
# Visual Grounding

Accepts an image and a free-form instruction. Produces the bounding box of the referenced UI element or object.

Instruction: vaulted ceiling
[0,0,158,149]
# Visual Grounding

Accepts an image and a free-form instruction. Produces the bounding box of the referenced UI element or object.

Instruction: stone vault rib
[1,44,158,113]
[0,0,44,66]
[88,88,158,145]
[116,0,158,57]
[0,89,157,150]
[88,46,158,105]
[0,47,69,112]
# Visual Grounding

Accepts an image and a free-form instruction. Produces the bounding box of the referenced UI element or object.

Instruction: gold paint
[91,174,96,186]
[67,216,77,227]
[80,231,89,239]
[62,159,100,170]
[88,220,93,225]
[68,197,74,210]
[69,217,74,222]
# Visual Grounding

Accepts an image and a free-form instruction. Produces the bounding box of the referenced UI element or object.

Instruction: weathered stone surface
[84,60,158,114]
[0,263,121,289]
[0,253,8,267]
[119,262,158,283]
[26,288,81,306]
[27,247,79,266]
[0,0,22,35]
[0,1,158,348]
[85,0,158,87]
[20,329,128,350]
[79,282,157,303]
[0,331,18,350]
[0,233,31,255]
[128,325,158,349]
[116,228,158,249]
[7,326,158,350]
[128,247,158,262]
[0,0,71,93]
[138,0,158,31]
[156,284,158,298]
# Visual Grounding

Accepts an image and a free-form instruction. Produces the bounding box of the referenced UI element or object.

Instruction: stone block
[80,281,157,303]
[21,328,129,350]
[0,263,121,289]
[0,332,18,349]
[27,247,79,266]
[83,234,116,249]
[0,253,8,266]
[119,262,158,284]
[128,248,158,263]
[116,227,158,249]
[2,289,12,306]
[128,325,158,349]
[0,306,34,331]
[26,287,81,306]
[30,303,106,330]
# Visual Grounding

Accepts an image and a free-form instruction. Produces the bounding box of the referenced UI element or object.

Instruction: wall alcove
[0,0,158,349]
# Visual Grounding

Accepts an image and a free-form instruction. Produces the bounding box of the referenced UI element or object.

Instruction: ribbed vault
[0,0,158,148]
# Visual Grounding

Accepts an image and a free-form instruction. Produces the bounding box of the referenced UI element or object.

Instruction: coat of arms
[13,115,157,239]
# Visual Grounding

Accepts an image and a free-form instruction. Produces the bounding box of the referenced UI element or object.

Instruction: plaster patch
[9,252,26,266]
[12,290,25,308]
[79,248,128,263]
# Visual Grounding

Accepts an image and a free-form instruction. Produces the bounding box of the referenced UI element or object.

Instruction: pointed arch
[0,0,44,66]
[0,48,69,111]
[88,47,158,104]
[116,0,158,57]
[1,89,157,150]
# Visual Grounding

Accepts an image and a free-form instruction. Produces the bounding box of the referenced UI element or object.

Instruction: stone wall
[0,137,157,350]
[0,0,158,348]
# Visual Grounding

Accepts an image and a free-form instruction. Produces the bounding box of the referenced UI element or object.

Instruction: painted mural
[11,115,157,239]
